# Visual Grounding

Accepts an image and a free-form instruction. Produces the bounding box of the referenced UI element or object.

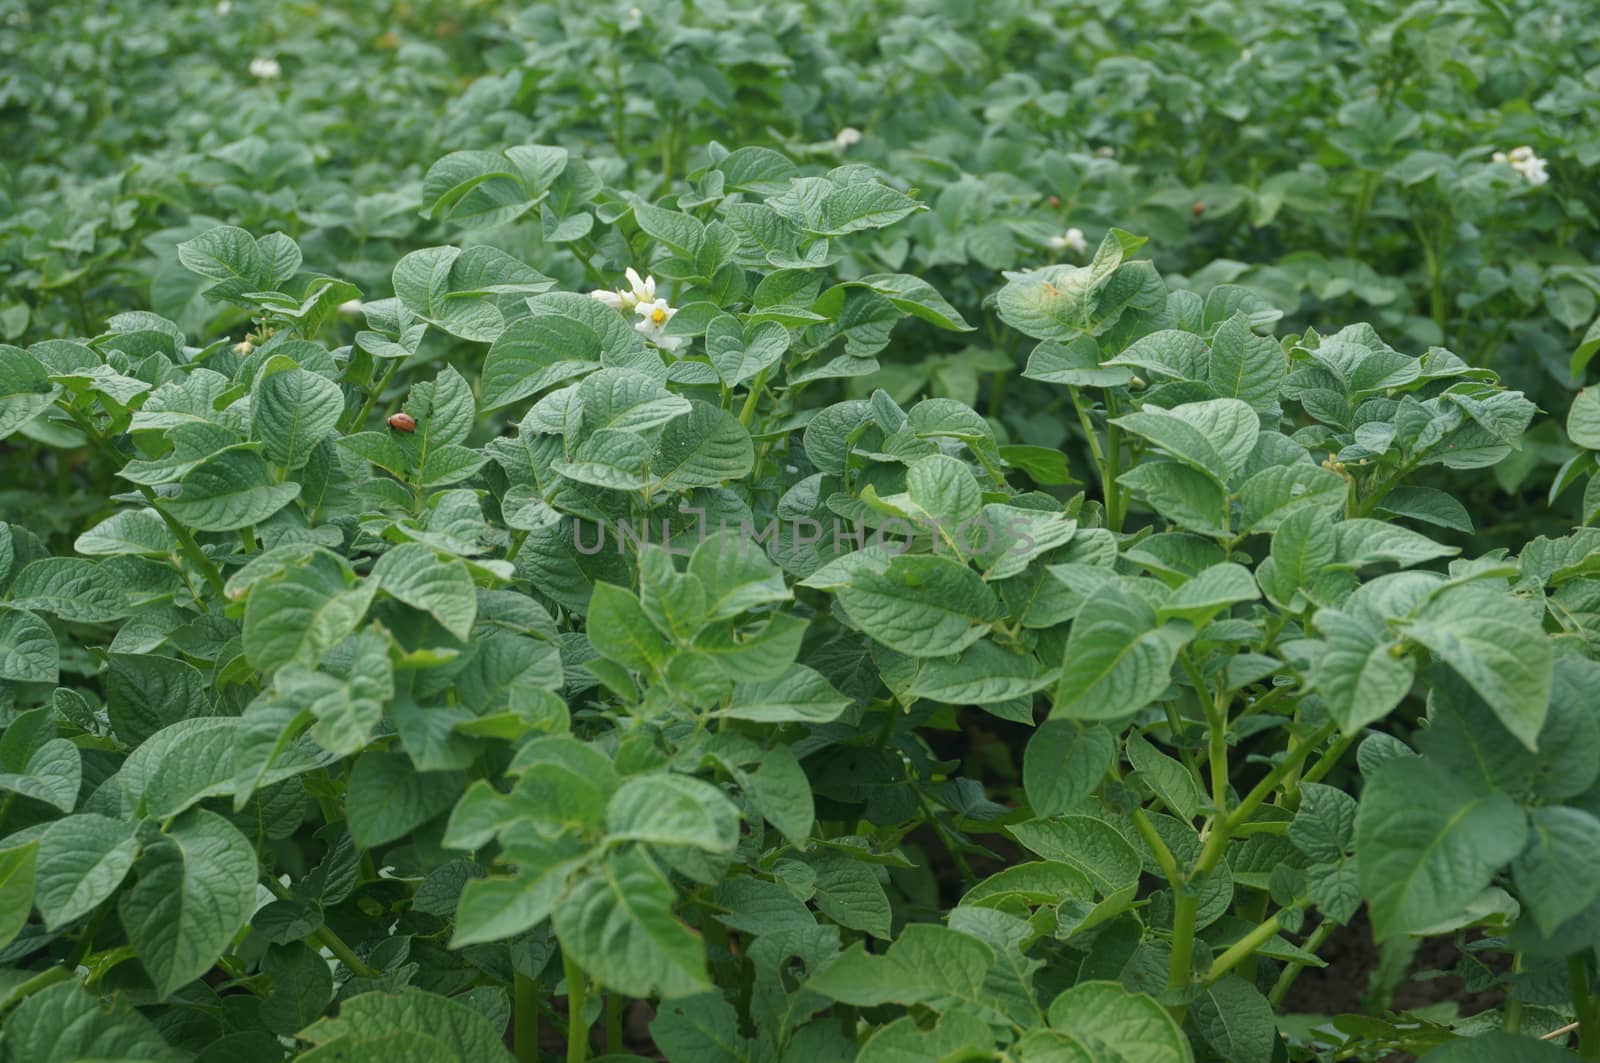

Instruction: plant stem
[1505,952,1525,1034]
[737,368,769,427]
[0,966,72,1012]
[1269,918,1339,1006]
[1068,386,1113,525]
[1207,913,1282,982]
[605,993,624,1055]
[261,877,380,978]
[344,358,401,433]
[564,951,588,1063]
[1569,954,1600,1056]
[514,972,541,1063]
[1223,723,1337,835]
[1104,392,1125,531]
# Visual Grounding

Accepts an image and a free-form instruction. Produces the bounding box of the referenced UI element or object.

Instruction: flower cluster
[834,127,863,150]
[1492,145,1549,187]
[590,268,685,351]
[1049,228,1089,255]
[249,57,281,80]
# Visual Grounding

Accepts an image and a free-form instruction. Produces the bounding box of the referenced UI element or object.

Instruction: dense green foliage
[3,1,1600,1060]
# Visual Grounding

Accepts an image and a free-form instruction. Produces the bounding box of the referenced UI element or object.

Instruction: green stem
[1104,392,1125,531]
[1348,170,1377,258]
[1270,918,1339,1006]
[344,357,400,434]
[564,951,588,1063]
[1223,723,1337,836]
[1570,954,1600,1057]
[514,972,541,1063]
[737,368,769,427]
[63,404,227,597]
[0,966,72,1012]
[261,877,380,978]
[1068,387,1113,524]
[605,993,624,1055]
[1504,952,1525,1034]
[1206,913,1282,982]
[1133,809,1182,888]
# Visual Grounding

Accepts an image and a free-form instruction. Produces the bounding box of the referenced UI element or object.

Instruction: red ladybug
[387,412,417,432]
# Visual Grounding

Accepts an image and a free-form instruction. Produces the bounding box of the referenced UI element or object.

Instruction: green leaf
[165,449,300,532]
[118,809,259,998]
[1417,1033,1577,1062]
[1127,734,1201,821]
[1355,757,1528,939]
[260,942,335,1036]
[1208,312,1285,413]
[649,402,755,491]
[1024,722,1114,817]
[1288,782,1358,864]
[1010,815,1143,896]
[552,848,710,999]
[1047,980,1193,1062]
[808,851,892,939]
[587,582,667,673]
[1569,387,1600,449]
[0,734,79,812]
[836,554,999,657]
[0,842,37,950]
[905,452,982,529]
[607,773,741,852]
[0,344,61,442]
[1403,590,1552,750]
[1118,461,1229,536]
[297,987,514,1062]
[1512,806,1600,937]
[1312,607,1413,733]
[1054,588,1191,721]
[806,923,994,1007]
[1237,463,1347,534]
[1190,975,1275,1063]
[651,992,760,1063]
[1,981,180,1063]
[1113,398,1259,483]
[373,543,477,640]
[480,316,602,410]
[253,366,345,470]
[720,665,851,724]
[73,509,177,558]
[0,607,58,684]
[35,813,140,929]
[243,554,376,673]
[6,558,132,623]
[346,751,464,848]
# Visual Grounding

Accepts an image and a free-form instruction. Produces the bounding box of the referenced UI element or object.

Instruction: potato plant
[0,138,1597,1063]
[4,1,1600,1061]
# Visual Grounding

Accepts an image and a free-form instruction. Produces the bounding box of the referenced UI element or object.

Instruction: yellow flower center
[651,307,668,325]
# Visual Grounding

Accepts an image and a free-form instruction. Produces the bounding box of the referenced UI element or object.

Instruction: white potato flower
[1049,227,1089,255]
[1496,146,1550,187]
[249,57,281,80]
[217,0,232,13]
[589,267,656,311]
[1094,145,1115,159]
[634,298,686,351]
[834,127,863,150]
